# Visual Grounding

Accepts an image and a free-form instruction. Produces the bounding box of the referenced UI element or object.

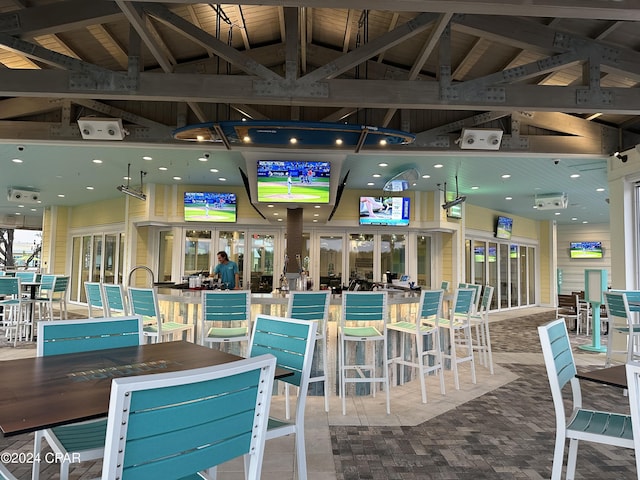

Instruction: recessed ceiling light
[505,196,512,200]
[196,135,205,141]
[471,186,479,190]
[86,186,94,190]
[30,208,36,212]
[572,217,578,221]
[422,174,430,179]
[378,162,388,167]
[379,139,387,146]
[143,156,152,161]
[290,138,297,144]
[12,158,22,163]
[123,176,131,180]
[434,164,443,168]
[57,194,65,198]
[582,220,588,224]
[92,159,103,164]
[17,205,24,208]
[570,173,580,178]
[313,219,318,223]
[596,187,605,192]
[159,167,167,171]
[267,204,274,208]
[336,139,343,145]
[278,218,283,222]
[243,135,251,143]
[273,212,279,216]
[554,212,561,215]
[15,212,21,216]
[314,205,321,208]
[173,176,182,181]
[367,182,375,186]
[219,177,227,182]
[372,174,381,178]
[501,174,511,179]
[198,156,208,162]
[314,213,319,217]
[210,168,219,173]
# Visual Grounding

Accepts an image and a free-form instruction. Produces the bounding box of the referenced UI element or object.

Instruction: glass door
[348,233,374,288]
[319,234,343,290]
[249,233,275,293]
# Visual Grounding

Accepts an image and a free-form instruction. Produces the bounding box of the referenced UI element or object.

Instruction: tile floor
[0,306,635,479]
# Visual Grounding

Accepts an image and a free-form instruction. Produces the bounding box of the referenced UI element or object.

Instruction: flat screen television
[570,241,603,259]
[359,196,410,226]
[474,246,485,262]
[495,215,513,240]
[510,244,518,258]
[184,192,237,223]
[256,160,331,203]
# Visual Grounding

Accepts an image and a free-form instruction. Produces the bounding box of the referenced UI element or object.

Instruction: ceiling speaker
[535,193,568,210]
[460,128,503,150]
[7,188,41,204]
[77,117,126,140]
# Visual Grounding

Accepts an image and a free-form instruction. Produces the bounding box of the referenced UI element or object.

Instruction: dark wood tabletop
[576,364,627,389]
[0,341,290,436]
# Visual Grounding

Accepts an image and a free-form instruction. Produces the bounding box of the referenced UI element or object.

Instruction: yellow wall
[69,197,126,228]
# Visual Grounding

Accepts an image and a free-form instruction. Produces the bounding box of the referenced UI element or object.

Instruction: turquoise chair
[539,319,633,479]
[339,291,390,415]
[0,463,17,480]
[286,290,331,414]
[128,287,194,343]
[200,290,251,354]
[84,281,105,318]
[437,288,477,390]
[625,362,640,479]
[35,275,69,320]
[603,291,640,366]
[388,289,445,403]
[102,283,128,316]
[247,314,317,480]
[0,277,29,346]
[33,316,144,480]
[14,271,36,283]
[102,354,276,480]
[469,285,495,374]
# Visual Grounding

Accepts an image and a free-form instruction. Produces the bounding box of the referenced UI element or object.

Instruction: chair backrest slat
[419,289,443,319]
[249,314,316,388]
[37,316,144,357]
[202,291,250,322]
[287,291,330,323]
[39,274,56,291]
[0,277,20,297]
[103,284,127,316]
[15,271,36,283]
[102,355,276,480]
[342,292,388,323]
[128,288,159,319]
[453,288,475,316]
[53,276,69,294]
[479,285,494,313]
[605,291,630,319]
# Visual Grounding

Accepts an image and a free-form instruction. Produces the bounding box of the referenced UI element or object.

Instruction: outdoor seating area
[1,305,639,479]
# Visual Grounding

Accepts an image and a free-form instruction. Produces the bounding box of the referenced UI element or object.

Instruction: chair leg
[550,432,566,480]
[32,430,43,480]
[322,337,329,413]
[416,333,428,404]
[340,335,347,416]
[484,320,494,375]
[465,325,477,384]
[566,438,579,479]
[295,427,308,480]
[434,331,446,396]
[448,328,460,390]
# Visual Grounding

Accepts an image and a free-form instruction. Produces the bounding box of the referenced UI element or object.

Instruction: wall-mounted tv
[359,196,410,226]
[510,244,518,258]
[256,160,330,203]
[495,215,513,240]
[570,241,603,259]
[184,192,237,223]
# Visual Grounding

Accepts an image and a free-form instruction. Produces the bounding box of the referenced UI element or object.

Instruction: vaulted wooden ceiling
[0,0,638,225]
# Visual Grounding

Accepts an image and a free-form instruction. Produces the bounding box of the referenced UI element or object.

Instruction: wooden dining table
[0,340,291,437]
[576,364,627,389]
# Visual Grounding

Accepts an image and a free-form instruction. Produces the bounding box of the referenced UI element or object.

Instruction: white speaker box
[7,188,41,204]
[77,117,126,140]
[535,193,568,210]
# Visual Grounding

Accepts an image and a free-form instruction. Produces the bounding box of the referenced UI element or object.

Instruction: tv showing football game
[256,160,331,203]
[184,192,237,223]
[570,241,603,259]
[359,196,410,226]
[495,215,513,240]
